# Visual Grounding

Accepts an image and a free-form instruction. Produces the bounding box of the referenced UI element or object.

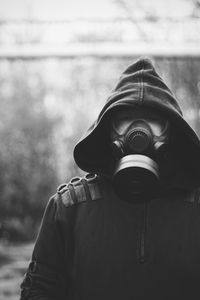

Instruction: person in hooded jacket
[20,58,200,300]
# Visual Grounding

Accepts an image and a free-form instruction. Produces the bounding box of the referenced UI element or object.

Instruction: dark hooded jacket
[20,58,200,300]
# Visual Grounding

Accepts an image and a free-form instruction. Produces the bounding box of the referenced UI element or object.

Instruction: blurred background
[0,0,200,298]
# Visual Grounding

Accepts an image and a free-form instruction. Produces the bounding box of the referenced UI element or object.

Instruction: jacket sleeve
[20,195,67,300]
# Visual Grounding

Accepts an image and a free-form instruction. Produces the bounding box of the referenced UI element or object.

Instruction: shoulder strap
[57,174,102,208]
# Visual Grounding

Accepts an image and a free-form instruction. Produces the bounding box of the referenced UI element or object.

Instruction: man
[20,58,200,300]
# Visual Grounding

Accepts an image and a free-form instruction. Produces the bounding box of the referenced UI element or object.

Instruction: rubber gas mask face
[110,108,170,201]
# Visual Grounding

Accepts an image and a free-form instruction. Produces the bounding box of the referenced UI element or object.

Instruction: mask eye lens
[111,119,133,135]
[145,116,169,137]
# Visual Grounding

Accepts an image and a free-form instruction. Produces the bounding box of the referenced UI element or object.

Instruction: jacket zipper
[138,201,148,263]
[139,232,145,263]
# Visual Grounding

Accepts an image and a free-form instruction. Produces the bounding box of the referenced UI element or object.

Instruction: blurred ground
[0,242,33,300]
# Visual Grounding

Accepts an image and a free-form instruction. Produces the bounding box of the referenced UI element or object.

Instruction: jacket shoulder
[56,173,102,208]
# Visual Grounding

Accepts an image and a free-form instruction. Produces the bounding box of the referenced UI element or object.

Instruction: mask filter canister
[112,154,159,201]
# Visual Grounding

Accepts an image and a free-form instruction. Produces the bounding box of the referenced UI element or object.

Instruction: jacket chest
[70,192,200,276]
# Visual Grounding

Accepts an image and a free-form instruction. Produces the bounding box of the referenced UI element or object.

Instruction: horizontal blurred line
[0,16,199,24]
[0,44,200,59]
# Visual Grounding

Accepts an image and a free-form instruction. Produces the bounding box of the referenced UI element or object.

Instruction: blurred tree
[155,58,200,137]
[0,61,59,240]
[114,0,149,41]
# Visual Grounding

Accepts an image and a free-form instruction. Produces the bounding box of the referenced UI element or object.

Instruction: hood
[74,58,200,188]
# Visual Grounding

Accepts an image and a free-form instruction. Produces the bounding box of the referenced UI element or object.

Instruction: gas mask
[110,109,170,201]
